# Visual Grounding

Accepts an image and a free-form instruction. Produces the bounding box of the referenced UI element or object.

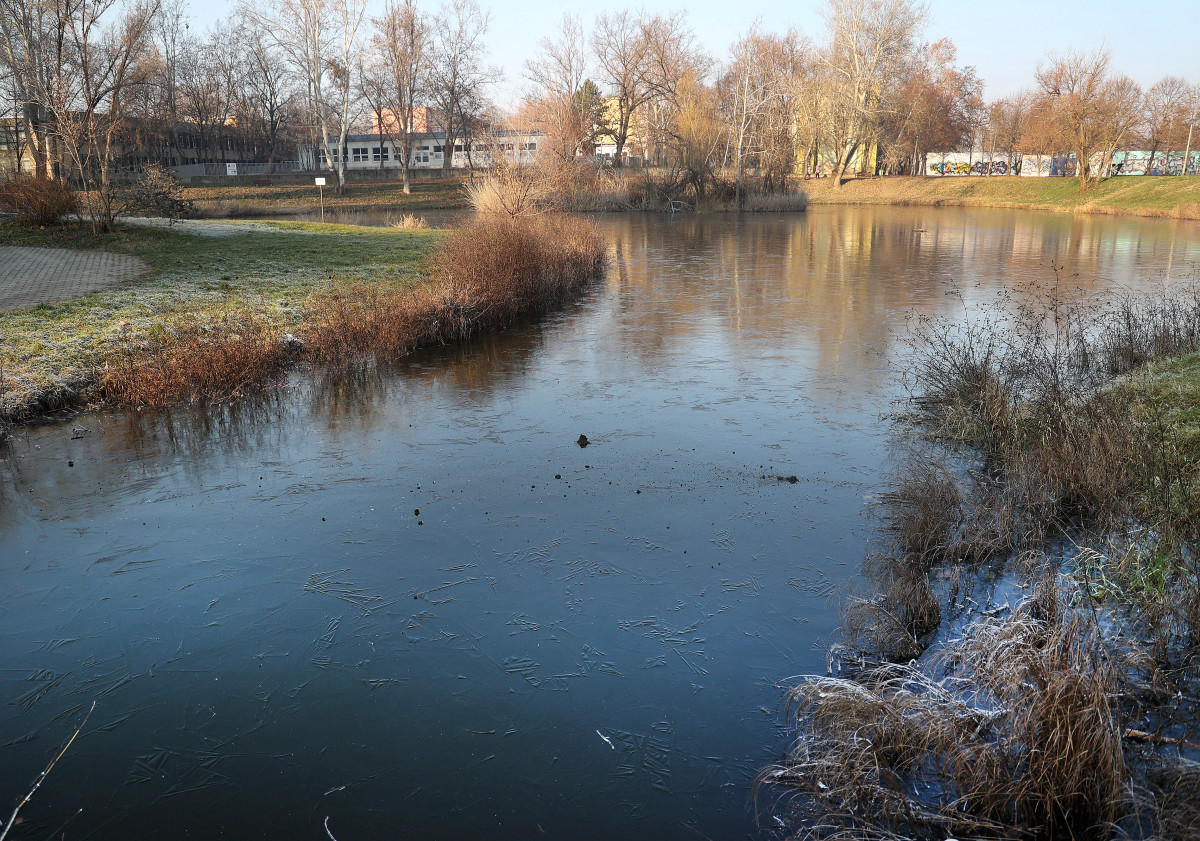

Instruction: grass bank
[765,284,1200,838]
[803,174,1200,220]
[182,177,470,218]
[0,214,604,425]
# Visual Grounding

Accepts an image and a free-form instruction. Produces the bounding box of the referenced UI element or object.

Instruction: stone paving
[0,246,149,312]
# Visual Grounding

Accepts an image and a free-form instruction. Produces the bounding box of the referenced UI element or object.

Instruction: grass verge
[182,177,470,218]
[803,175,1200,220]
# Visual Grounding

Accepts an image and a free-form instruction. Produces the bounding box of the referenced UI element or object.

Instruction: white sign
[226,163,237,176]
[315,177,326,186]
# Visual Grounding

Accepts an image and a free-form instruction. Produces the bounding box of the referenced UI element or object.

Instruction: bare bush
[0,175,79,226]
[305,214,605,360]
[97,310,291,406]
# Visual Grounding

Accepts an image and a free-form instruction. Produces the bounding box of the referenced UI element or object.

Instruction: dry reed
[96,310,292,406]
[390,213,429,229]
[304,214,605,360]
[765,579,1129,840]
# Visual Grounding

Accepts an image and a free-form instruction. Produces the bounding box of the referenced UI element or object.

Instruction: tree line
[2,0,1198,227]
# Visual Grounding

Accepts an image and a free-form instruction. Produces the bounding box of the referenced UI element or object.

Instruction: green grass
[803,175,1200,219]
[0,219,442,421]
[1124,351,1200,523]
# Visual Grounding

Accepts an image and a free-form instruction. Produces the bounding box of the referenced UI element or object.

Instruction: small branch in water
[0,700,96,841]
[324,816,339,841]
[1123,728,1200,750]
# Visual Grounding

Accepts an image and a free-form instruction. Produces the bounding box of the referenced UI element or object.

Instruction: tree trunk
[1184,122,1195,177]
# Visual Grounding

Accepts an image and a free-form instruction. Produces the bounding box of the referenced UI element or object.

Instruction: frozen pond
[1,208,1197,840]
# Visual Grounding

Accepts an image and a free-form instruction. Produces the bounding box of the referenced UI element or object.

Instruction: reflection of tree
[593,210,1185,398]
[2,211,1190,518]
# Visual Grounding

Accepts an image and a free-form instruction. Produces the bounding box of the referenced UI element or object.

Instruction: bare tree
[1183,83,1200,176]
[636,11,709,167]
[428,0,493,172]
[242,0,367,193]
[62,0,160,231]
[819,0,927,185]
[1141,75,1192,173]
[0,0,78,179]
[522,13,589,164]
[233,21,298,173]
[175,27,238,163]
[722,26,800,203]
[1035,47,1142,189]
[361,0,427,191]
[590,10,649,167]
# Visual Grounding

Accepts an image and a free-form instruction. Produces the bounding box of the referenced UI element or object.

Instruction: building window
[352,147,368,162]
[373,147,389,162]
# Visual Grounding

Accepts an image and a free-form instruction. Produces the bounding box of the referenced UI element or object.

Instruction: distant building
[302,127,544,172]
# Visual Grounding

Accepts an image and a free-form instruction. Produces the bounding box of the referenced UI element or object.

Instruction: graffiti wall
[926,152,1020,176]
[1110,151,1200,176]
[930,150,1200,177]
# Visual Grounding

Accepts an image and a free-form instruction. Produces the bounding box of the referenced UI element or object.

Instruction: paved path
[0,246,149,311]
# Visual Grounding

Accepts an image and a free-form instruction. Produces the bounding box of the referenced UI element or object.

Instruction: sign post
[315,177,326,223]
[226,162,237,177]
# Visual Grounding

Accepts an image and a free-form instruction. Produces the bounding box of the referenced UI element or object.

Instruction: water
[1,208,1197,840]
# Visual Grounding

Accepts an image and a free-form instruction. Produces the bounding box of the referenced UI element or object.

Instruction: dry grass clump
[304,214,605,361]
[765,581,1129,840]
[1138,758,1200,840]
[906,284,1200,539]
[0,175,79,226]
[390,213,429,229]
[739,190,809,212]
[97,311,292,406]
[842,556,942,663]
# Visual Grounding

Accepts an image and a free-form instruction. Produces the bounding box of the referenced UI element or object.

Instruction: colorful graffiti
[929,150,1200,177]
[928,157,1014,176]
[1110,150,1200,176]
[928,154,1021,176]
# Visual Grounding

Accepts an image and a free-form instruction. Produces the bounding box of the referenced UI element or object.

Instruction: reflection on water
[0,208,1196,841]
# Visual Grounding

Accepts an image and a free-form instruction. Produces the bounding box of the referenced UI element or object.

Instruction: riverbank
[0,214,604,426]
[768,285,1200,837]
[804,174,1200,219]
[180,173,1200,222]
[183,177,470,218]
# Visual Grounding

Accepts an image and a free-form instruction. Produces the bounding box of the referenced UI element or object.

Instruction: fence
[170,161,304,179]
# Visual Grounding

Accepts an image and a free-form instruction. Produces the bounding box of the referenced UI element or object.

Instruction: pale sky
[195,0,1200,105]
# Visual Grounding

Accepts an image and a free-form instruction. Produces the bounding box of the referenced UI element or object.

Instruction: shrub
[97,311,290,406]
[0,175,79,226]
[115,164,194,223]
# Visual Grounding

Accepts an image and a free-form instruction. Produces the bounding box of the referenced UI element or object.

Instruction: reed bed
[304,214,605,361]
[97,310,292,406]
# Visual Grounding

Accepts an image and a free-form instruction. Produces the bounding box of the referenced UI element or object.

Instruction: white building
[301,129,544,172]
